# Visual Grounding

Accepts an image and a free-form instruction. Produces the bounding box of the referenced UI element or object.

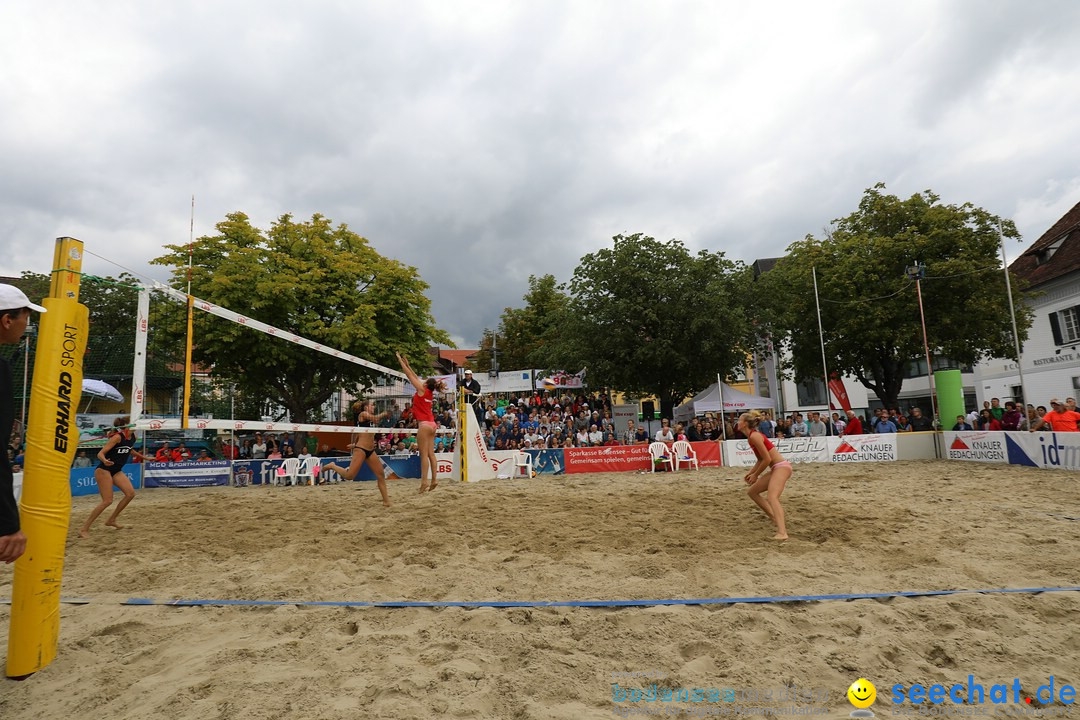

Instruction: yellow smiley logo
[848,678,876,709]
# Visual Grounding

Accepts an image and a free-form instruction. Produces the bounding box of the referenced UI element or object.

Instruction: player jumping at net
[737,410,792,541]
[323,399,393,506]
[79,417,151,538]
[396,351,444,493]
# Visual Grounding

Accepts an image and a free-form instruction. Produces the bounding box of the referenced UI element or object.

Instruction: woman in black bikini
[323,400,392,506]
[79,416,151,537]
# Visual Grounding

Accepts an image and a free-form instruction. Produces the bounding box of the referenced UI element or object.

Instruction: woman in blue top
[79,417,150,538]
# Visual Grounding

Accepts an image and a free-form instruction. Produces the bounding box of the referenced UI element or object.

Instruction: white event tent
[673,382,775,423]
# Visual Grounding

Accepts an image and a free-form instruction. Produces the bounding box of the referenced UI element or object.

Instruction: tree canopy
[151,212,450,423]
[471,274,569,373]
[758,184,1031,409]
[541,233,756,409]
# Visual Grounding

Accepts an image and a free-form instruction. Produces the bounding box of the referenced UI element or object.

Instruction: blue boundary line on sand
[8,585,1075,608]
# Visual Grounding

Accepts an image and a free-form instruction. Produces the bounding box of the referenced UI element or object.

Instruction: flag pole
[812,267,832,414]
[999,221,1029,408]
[717,373,727,441]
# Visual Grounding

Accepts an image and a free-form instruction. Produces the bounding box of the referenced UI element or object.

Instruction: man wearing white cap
[0,284,47,563]
[460,368,483,425]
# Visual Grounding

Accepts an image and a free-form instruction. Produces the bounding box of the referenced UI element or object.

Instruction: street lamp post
[906,262,939,424]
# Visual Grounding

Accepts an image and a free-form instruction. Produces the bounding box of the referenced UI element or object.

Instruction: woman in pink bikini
[396,351,446,493]
[737,410,792,540]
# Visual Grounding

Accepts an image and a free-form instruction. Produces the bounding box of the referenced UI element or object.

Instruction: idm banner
[144,460,230,488]
[943,431,1007,463]
[1003,431,1080,471]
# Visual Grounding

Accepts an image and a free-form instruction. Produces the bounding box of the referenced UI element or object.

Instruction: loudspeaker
[641,400,655,420]
[660,400,675,422]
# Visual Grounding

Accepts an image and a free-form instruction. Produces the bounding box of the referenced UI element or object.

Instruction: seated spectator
[297,446,312,462]
[196,449,214,462]
[72,450,93,468]
[654,420,675,443]
[174,442,193,461]
[634,425,650,444]
[575,427,590,446]
[588,424,603,446]
[952,415,972,431]
[674,423,688,442]
[155,442,179,462]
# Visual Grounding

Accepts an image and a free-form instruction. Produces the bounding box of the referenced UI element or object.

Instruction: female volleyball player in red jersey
[737,410,792,540]
[323,399,392,506]
[397,351,445,492]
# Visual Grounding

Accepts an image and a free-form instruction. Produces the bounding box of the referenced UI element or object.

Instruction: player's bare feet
[418,483,429,493]
[105,521,126,530]
[429,479,438,491]
[771,534,788,541]
[79,529,91,539]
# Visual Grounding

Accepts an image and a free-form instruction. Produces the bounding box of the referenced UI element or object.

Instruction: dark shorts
[96,463,128,476]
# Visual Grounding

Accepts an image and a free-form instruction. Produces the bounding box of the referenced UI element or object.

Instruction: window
[1036,234,1068,266]
[795,377,827,406]
[1050,306,1080,346]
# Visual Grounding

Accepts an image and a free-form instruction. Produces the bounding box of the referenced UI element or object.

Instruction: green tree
[473,274,570,373]
[759,184,1031,410]
[151,211,450,423]
[550,234,755,410]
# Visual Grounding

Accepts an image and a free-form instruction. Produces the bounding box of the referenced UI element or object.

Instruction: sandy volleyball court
[2,459,1079,719]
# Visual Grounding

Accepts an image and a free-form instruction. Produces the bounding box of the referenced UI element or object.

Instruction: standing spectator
[989,398,1004,422]
[622,420,638,446]
[807,412,827,437]
[952,415,973,431]
[196,449,214,462]
[73,450,93,468]
[830,412,846,436]
[843,410,862,436]
[977,409,1002,431]
[0,285,45,562]
[905,407,934,432]
[1000,402,1023,432]
[280,432,295,453]
[872,410,897,434]
[250,433,267,459]
[1030,399,1080,433]
[789,413,809,438]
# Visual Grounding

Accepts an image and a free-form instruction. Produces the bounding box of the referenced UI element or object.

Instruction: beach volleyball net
[127,284,460,460]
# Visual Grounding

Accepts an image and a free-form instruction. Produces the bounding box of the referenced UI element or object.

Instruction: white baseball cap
[0,284,46,313]
[464,369,472,374]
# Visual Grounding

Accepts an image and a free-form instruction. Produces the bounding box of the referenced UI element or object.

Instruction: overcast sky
[3,1,1079,348]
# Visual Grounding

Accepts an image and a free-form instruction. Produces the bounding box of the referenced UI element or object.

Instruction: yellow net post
[6,238,90,678]
[458,383,468,482]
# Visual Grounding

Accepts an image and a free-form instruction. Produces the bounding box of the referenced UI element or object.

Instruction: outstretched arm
[396,352,426,393]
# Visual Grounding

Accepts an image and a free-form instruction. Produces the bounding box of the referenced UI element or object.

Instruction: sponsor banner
[144,460,230,488]
[688,441,722,468]
[564,445,650,474]
[68,464,144,497]
[232,454,450,485]
[1003,431,1080,471]
[612,404,638,430]
[724,437,830,467]
[831,433,896,463]
[943,431,1008,463]
[536,368,587,390]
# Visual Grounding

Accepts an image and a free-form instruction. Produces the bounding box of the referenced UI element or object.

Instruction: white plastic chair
[672,440,699,471]
[296,456,321,486]
[649,442,673,473]
[276,458,300,486]
[514,452,534,478]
